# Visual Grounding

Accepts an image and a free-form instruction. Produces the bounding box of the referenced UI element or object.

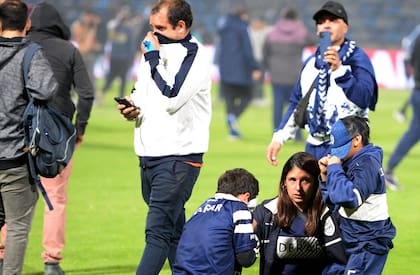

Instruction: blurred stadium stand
[26,0,419,49]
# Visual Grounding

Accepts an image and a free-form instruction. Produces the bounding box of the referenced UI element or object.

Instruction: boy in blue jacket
[173,168,259,274]
[318,115,396,274]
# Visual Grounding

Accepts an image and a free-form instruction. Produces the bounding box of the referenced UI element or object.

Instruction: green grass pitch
[21,83,420,274]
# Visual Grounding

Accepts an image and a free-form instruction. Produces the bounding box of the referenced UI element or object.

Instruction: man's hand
[75,134,84,150]
[141,31,159,54]
[116,97,140,121]
[318,154,341,181]
[318,156,329,182]
[266,141,282,166]
[323,46,341,71]
[328,155,341,165]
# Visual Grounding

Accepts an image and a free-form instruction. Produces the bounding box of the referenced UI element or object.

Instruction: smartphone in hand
[114,97,139,109]
[319,31,331,60]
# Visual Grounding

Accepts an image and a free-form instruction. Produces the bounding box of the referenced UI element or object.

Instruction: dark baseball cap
[313,1,348,25]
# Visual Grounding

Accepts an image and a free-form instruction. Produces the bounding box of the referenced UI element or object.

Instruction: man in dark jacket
[216,5,261,139]
[0,2,94,275]
[29,3,94,274]
[0,1,58,274]
[98,6,136,101]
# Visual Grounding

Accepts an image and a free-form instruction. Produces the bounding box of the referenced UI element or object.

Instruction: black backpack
[22,43,77,210]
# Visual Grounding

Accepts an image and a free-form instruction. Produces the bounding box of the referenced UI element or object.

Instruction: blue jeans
[272,84,293,129]
[387,90,420,171]
[272,84,302,140]
[136,160,200,275]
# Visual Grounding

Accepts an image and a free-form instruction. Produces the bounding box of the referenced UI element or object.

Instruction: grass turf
[21,84,420,274]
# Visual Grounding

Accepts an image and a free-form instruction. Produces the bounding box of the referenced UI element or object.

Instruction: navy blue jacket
[321,144,396,255]
[217,14,259,85]
[253,198,346,275]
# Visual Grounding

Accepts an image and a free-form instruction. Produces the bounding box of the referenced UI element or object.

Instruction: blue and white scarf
[309,40,356,138]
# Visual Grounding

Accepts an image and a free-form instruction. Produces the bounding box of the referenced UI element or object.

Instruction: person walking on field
[71,9,101,99]
[217,5,261,140]
[262,7,317,134]
[266,1,378,162]
[1,3,95,275]
[98,6,136,101]
[385,29,420,190]
[0,1,58,273]
[116,0,212,274]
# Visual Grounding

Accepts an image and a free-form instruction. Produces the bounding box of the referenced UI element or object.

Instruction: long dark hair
[276,152,323,235]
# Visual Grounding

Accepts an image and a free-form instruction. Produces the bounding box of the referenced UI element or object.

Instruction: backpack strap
[22,43,54,211]
[22,43,41,100]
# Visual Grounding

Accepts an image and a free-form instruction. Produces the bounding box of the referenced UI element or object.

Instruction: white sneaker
[393,111,405,123]
[385,173,402,191]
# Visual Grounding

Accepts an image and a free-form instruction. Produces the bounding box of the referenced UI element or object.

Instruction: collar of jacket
[155,32,192,44]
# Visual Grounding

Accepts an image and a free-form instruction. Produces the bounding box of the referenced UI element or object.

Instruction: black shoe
[44,262,65,275]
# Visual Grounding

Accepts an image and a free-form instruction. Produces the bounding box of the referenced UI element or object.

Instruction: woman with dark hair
[253,152,344,274]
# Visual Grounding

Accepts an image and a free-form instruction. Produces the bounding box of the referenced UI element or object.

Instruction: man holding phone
[116,0,212,274]
[266,1,378,161]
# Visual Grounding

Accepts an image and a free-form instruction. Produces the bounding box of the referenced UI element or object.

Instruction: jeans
[387,90,420,171]
[0,165,38,274]
[136,160,200,275]
[272,84,302,140]
[272,84,293,129]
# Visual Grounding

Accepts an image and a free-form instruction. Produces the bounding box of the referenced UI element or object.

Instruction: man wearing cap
[318,115,396,274]
[266,1,378,163]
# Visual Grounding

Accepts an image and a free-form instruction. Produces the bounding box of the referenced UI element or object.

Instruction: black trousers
[221,82,253,118]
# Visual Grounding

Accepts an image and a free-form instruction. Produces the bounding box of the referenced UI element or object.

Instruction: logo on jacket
[276,236,323,259]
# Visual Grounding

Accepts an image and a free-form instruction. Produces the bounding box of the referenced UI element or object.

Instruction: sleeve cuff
[272,130,289,145]
[144,50,159,62]
[331,64,348,79]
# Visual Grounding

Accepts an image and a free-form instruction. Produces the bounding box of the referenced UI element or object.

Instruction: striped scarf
[309,40,356,138]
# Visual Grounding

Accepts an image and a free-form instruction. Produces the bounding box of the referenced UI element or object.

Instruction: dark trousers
[272,84,302,140]
[387,89,420,171]
[221,83,253,118]
[136,160,200,275]
[102,57,132,97]
[345,249,389,274]
[0,165,38,274]
[272,84,293,129]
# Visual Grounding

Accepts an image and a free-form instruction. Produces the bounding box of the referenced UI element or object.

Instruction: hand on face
[318,154,341,181]
[141,31,159,54]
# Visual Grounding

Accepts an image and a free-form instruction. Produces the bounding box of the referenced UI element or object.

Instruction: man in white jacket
[116,0,212,274]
